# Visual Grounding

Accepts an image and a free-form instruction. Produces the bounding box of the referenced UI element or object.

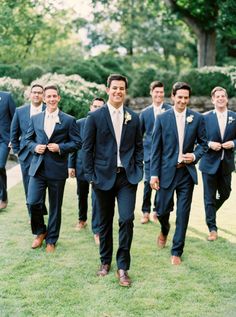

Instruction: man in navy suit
[68,97,105,245]
[139,81,171,224]
[150,82,207,265]
[82,74,143,286]
[25,85,81,253]
[0,90,16,209]
[10,84,47,217]
[199,86,236,241]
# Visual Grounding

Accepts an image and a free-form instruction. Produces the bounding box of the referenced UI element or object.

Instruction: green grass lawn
[0,173,236,317]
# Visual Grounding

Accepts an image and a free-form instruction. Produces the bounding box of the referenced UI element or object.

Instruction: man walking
[139,81,171,224]
[0,90,16,209]
[199,86,236,241]
[150,82,207,265]
[26,85,81,252]
[82,74,143,286]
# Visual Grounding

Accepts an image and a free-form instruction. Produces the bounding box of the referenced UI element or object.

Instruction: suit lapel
[169,109,179,142]
[121,107,129,142]
[104,105,116,139]
[212,111,222,140]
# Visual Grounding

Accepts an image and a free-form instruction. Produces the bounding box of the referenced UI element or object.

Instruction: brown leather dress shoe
[116,269,131,287]
[31,232,47,249]
[75,220,87,231]
[94,234,100,245]
[46,244,55,253]
[207,230,218,241]
[171,255,181,265]
[97,264,110,276]
[141,212,150,224]
[157,232,167,248]
[152,212,158,223]
[0,200,8,209]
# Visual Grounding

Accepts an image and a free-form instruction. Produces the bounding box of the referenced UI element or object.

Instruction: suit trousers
[19,155,48,217]
[0,143,10,201]
[202,162,232,232]
[94,170,137,270]
[157,167,194,257]
[27,175,66,245]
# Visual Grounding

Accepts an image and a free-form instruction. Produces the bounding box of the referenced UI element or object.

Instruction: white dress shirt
[107,103,124,167]
[30,104,43,117]
[153,103,164,118]
[44,108,59,139]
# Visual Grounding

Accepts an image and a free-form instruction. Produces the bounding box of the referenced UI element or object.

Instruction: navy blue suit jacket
[151,108,207,188]
[25,110,81,180]
[0,91,16,144]
[68,117,86,180]
[10,103,46,161]
[140,103,171,162]
[82,104,143,190]
[199,110,236,175]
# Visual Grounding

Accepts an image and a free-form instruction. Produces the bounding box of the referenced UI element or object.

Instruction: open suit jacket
[0,91,16,144]
[68,117,86,180]
[11,103,46,161]
[25,110,81,180]
[82,104,143,190]
[140,103,172,162]
[151,107,207,188]
[199,110,236,175]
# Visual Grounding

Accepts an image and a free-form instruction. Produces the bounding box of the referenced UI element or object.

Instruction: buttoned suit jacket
[139,103,172,162]
[0,91,16,144]
[82,104,143,190]
[25,110,81,180]
[10,103,46,161]
[151,108,207,188]
[199,110,236,175]
[68,117,86,180]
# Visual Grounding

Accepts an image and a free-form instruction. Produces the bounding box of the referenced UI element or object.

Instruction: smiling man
[82,74,143,286]
[25,85,81,252]
[199,86,236,241]
[150,82,207,265]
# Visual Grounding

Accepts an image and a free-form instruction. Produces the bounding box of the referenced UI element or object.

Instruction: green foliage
[0,64,21,79]
[21,65,45,85]
[30,73,107,119]
[0,77,25,106]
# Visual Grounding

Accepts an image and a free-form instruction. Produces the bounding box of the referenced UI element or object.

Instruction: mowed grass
[0,172,236,317]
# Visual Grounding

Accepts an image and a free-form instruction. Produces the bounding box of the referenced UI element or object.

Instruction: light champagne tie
[113,110,122,146]
[45,114,55,139]
[219,113,226,140]
[177,115,185,162]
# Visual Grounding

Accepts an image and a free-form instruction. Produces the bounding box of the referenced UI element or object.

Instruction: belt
[176,162,186,169]
[116,167,125,173]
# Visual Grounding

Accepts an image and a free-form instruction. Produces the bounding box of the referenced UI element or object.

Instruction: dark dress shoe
[97,264,110,276]
[157,232,167,248]
[31,232,47,249]
[116,269,131,287]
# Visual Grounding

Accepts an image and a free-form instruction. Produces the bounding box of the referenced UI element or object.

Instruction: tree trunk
[197,30,216,67]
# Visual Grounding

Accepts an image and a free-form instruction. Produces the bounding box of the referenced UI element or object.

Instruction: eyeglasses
[31,91,43,95]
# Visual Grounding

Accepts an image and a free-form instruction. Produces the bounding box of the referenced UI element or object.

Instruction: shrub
[29,73,107,119]
[0,64,21,79]
[0,77,25,106]
[21,65,45,85]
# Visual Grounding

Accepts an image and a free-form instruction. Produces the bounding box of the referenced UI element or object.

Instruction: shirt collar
[45,108,59,118]
[174,108,186,117]
[30,103,43,111]
[107,102,123,115]
[215,109,227,117]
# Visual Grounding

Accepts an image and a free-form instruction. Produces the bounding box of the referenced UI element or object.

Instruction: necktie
[219,113,226,140]
[176,114,185,163]
[45,114,55,139]
[113,110,122,146]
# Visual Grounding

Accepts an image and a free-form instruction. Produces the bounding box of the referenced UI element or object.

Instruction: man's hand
[47,143,60,152]
[182,153,195,164]
[222,141,234,149]
[150,176,160,191]
[209,141,222,151]
[68,168,75,178]
[35,144,47,154]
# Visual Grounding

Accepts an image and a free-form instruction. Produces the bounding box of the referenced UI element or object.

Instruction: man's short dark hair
[107,74,128,89]
[44,85,60,95]
[211,86,228,98]
[92,97,105,104]
[150,81,164,91]
[31,84,44,92]
[172,82,192,97]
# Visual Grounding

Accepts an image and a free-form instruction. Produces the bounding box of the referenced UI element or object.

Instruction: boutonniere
[124,111,132,124]
[161,108,166,113]
[228,116,235,124]
[55,116,61,124]
[186,115,194,124]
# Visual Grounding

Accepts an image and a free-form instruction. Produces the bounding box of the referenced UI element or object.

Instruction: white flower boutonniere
[124,111,132,124]
[228,116,235,124]
[186,115,194,124]
[55,116,61,124]
[161,108,166,114]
